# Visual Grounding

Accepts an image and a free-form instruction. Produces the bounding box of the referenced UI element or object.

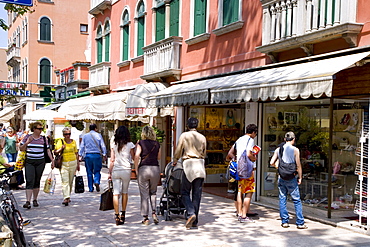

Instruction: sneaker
[237,215,242,222]
[281,223,290,228]
[239,217,254,223]
[94,183,100,192]
[185,214,196,229]
[23,201,31,209]
[33,200,39,207]
[297,224,308,229]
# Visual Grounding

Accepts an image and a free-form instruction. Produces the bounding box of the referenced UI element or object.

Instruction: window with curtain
[137,1,145,56]
[40,17,51,41]
[194,0,207,36]
[104,21,110,62]
[40,58,51,84]
[223,0,239,26]
[96,25,103,63]
[122,10,129,61]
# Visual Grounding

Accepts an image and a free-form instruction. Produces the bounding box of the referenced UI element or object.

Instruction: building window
[96,25,103,63]
[39,58,51,84]
[68,69,74,83]
[222,0,239,26]
[156,4,165,42]
[80,24,88,34]
[22,58,28,83]
[136,1,145,56]
[40,17,51,41]
[122,10,130,61]
[16,27,20,47]
[193,0,207,36]
[170,0,180,36]
[104,21,110,62]
[155,0,180,42]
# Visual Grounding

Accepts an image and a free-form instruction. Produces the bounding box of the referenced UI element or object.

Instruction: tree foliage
[1,3,33,30]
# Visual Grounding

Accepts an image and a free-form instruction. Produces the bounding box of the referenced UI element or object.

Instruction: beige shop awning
[58,92,131,121]
[147,51,370,107]
[0,103,25,122]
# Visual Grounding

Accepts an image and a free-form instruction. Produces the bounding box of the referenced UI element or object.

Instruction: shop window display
[188,105,245,184]
[262,99,368,214]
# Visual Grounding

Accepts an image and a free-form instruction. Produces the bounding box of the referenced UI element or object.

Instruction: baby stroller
[157,161,186,221]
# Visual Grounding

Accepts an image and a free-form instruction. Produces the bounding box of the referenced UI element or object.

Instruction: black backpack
[278,145,298,180]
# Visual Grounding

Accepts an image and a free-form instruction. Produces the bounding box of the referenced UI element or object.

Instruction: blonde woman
[19,121,54,209]
[54,127,80,206]
[109,126,135,225]
[134,126,161,225]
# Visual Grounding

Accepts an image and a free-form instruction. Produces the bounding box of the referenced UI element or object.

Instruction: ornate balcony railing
[6,46,20,67]
[258,0,363,57]
[89,0,111,15]
[141,36,182,81]
[88,62,111,90]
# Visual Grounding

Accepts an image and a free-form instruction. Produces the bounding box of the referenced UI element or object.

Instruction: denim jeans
[278,177,305,225]
[84,153,102,192]
[181,174,204,225]
[6,153,17,162]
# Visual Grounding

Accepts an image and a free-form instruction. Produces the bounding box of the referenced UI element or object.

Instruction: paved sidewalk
[10,164,370,247]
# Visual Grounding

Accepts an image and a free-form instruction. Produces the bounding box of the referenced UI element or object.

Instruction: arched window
[104,21,110,62]
[40,17,51,41]
[96,25,103,63]
[39,58,51,84]
[122,10,130,61]
[137,1,145,56]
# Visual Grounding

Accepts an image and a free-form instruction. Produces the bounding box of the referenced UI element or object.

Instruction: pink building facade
[86,0,370,226]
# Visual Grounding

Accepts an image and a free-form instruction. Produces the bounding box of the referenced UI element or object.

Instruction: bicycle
[0,169,28,246]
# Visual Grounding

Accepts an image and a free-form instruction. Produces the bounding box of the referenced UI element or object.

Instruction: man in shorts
[227,124,258,223]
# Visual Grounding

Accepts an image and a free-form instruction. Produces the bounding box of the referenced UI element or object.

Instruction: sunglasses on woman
[63,133,71,136]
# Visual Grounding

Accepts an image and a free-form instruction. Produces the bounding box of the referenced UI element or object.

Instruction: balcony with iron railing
[89,0,112,15]
[88,62,111,91]
[141,36,183,81]
[257,0,363,59]
[6,45,20,67]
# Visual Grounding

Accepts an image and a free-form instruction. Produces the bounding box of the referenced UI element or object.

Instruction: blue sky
[0,3,7,48]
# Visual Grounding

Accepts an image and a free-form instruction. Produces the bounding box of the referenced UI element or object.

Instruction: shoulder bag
[43,136,53,163]
[90,133,105,164]
[54,139,65,169]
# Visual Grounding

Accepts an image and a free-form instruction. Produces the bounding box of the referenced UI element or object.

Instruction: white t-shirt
[111,141,135,170]
[235,134,256,168]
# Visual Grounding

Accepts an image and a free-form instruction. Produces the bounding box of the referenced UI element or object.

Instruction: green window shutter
[122,26,129,61]
[40,17,51,41]
[104,33,110,62]
[223,0,239,26]
[156,5,165,41]
[170,0,180,36]
[40,59,51,84]
[97,38,102,63]
[194,0,206,36]
[137,17,145,56]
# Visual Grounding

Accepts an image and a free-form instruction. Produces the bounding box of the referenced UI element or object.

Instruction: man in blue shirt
[79,124,107,192]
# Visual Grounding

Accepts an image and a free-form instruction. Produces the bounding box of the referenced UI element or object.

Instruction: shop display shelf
[355,160,368,177]
[354,200,369,218]
[355,180,368,196]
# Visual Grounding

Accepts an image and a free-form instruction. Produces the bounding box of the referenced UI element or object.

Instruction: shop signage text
[126,108,146,115]
[0,89,31,97]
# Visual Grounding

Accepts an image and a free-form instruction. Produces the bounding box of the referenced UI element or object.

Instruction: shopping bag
[99,180,113,211]
[74,173,85,193]
[15,151,26,171]
[43,170,56,194]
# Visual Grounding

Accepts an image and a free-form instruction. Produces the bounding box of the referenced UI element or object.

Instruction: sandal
[120,211,125,224]
[142,218,150,226]
[152,212,159,225]
[23,201,31,209]
[62,199,69,206]
[115,214,122,226]
[33,200,39,207]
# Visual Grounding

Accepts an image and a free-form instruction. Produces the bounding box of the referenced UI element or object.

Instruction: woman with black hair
[108,126,135,225]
